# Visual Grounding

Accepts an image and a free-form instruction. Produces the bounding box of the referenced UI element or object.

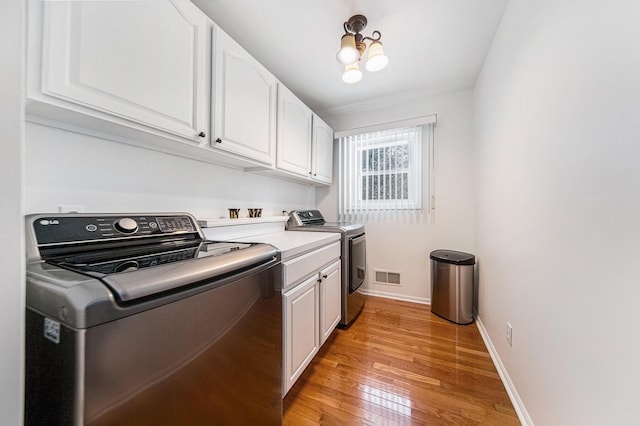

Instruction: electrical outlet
[58,205,84,213]
[506,322,513,347]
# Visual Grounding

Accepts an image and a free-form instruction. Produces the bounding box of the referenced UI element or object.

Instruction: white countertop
[198,216,289,228]
[234,231,340,261]
[199,217,340,261]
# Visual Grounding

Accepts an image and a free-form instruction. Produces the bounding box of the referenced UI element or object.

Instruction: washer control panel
[33,214,198,245]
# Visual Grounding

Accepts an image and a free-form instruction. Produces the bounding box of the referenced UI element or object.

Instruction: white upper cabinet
[276,84,313,177]
[311,115,334,185]
[28,0,209,143]
[212,27,277,165]
[274,83,334,185]
[26,0,332,182]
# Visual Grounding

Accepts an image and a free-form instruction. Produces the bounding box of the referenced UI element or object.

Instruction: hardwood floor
[283,296,520,425]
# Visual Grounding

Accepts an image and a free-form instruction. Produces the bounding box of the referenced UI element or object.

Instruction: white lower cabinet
[283,275,319,394]
[319,260,342,345]
[282,242,341,395]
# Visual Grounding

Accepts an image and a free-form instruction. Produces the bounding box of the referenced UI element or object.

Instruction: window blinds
[338,119,435,223]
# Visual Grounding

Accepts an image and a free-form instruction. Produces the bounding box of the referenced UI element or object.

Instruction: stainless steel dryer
[287,210,366,328]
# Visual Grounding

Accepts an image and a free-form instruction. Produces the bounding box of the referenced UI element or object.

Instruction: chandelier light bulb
[365,40,389,72]
[342,61,363,84]
[336,34,360,65]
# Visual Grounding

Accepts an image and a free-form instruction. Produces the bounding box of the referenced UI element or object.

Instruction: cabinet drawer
[283,241,340,290]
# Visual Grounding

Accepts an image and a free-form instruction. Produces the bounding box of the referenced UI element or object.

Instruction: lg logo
[39,219,60,226]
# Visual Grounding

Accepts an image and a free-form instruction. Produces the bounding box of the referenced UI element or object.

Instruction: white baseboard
[360,288,430,305]
[475,316,533,426]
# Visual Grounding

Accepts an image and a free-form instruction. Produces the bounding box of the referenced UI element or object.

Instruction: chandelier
[336,14,389,84]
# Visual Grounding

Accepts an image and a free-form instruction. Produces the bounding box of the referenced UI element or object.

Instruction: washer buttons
[86,224,98,232]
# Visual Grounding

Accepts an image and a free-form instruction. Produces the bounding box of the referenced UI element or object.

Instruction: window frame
[343,126,423,213]
[353,134,421,211]
[337,115,436,220]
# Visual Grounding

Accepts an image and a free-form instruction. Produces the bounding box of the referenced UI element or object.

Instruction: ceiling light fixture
[336,14,389,84]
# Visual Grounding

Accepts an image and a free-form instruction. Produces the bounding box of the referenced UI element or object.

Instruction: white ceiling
[192,0,508,113]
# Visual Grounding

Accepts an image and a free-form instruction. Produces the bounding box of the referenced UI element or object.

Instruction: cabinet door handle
[322,274,328,279]
[215,138,222,143]
[198,131,206,138]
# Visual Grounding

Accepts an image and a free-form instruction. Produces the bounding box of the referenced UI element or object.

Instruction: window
[338,116,435,221]
[356,127,421,209]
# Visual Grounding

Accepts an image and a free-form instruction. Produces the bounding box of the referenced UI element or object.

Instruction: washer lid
[429,250,475,265]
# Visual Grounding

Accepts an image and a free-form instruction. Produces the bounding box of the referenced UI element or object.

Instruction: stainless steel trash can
[430,249,475,325]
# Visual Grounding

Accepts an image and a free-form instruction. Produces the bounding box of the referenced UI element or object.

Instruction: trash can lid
[430,249,475,265]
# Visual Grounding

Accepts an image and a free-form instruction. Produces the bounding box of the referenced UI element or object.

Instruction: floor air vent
[374,269,401,286]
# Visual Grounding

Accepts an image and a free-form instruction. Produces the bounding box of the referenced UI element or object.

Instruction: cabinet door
[39,0,209,141]
[283,275,319,395]
[276,84,312,177]
[213,27,277,165]
[312,115,334,185]
[319,260,342,345]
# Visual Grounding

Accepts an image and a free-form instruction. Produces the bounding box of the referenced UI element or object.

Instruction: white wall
[473,0,640,424]
[25,124,316,218]
[0,0,25,424]
[319,89,475,302]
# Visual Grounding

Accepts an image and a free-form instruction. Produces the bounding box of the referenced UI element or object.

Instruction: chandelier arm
[369,30,382,41]
[343,21,350,34]
[363,32,382,43]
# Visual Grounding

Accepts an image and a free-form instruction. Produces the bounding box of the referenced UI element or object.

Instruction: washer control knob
[114,217,138,234]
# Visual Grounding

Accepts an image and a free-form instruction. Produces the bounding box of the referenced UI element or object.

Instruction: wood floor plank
[372,362,442,387]
[283,296,520,425]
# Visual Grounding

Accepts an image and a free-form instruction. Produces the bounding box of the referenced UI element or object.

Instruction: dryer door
[349,233,366,293]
